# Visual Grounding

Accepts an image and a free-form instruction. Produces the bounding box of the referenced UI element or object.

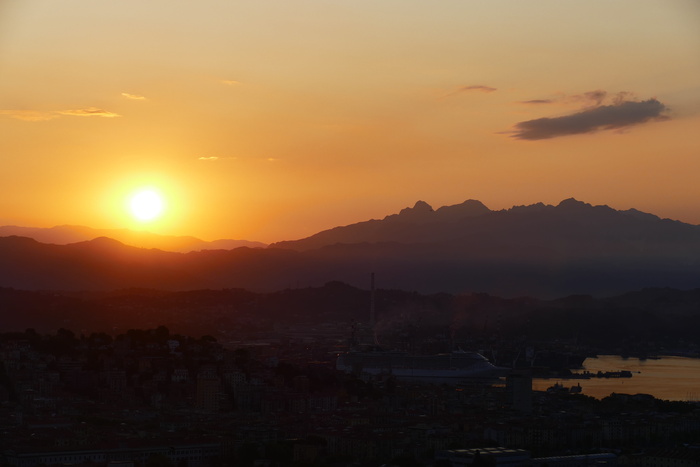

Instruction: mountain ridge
[0,224,267,252]
[2,198,700,297]
[270,198,674,251]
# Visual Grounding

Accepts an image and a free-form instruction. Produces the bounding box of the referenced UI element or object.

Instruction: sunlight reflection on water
[532,355,700,401]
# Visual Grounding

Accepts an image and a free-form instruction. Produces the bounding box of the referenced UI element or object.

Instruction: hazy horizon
[2,196,696,246]
[1,1,699,243]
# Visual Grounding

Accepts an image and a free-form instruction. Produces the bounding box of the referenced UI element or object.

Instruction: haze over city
[2,1,700,243]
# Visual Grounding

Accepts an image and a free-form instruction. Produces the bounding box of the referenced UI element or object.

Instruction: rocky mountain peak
[557,197,589,209]
[396,200,434,220]
[435,199,491,220]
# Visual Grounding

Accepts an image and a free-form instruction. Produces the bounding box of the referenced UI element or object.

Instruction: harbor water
[532,355,700,401]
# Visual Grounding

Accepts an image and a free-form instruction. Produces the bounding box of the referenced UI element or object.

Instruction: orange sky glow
[1,1,699,243]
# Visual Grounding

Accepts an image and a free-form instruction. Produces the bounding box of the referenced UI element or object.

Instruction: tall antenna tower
[370,272,378,345]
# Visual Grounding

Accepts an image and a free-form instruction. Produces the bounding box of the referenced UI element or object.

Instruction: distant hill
[0,236,302,292]
[0,224,267,252]
[1,283,699,353]
[2,198,700,297]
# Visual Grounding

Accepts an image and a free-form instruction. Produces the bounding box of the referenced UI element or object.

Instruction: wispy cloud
[1,107,120,121]
[197,156,275,163]
[518,99,555,105]
[510,98,669,140]
[0,110,58,121]
[197,156,240,162]
[447,84,497,97]
[575,89,607,106]
[220,80,241,86]
[518,90,634,107]
[121,92,146,100]
[57,107,121,118]
[460,85,497,93]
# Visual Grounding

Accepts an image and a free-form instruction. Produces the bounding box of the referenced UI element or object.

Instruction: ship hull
[336,350,507,382]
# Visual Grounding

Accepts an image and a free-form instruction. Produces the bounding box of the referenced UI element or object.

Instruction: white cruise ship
[336,349,507,382]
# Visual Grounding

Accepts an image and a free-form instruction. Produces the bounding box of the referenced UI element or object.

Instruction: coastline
[531,355,700,401]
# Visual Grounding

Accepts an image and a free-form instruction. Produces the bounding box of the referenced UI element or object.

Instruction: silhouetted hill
[2,199,700,297]
[266,198,700,296]
[1,284,699,354]
[271,198,691,259]
[0,236,306,291]
[0,224,267,252]
[271,199,492,250]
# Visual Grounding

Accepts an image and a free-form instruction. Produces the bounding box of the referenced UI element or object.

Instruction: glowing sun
[129,189,165,222]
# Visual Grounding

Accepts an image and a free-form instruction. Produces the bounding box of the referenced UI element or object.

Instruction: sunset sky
[1,1,699,243]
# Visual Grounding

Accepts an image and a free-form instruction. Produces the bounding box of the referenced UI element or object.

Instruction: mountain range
[2,198,700,297]
[0,224,267,252]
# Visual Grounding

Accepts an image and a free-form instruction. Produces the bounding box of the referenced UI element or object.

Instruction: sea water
[532,355,700,401]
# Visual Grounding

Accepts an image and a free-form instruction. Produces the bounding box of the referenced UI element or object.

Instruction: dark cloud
[511,98,668,140]
[458,85,497,93]
[519,89,632,107]
[446,85,497,97]
[519,99,554,105]
[612,91,635,105]
[579,90,607,106]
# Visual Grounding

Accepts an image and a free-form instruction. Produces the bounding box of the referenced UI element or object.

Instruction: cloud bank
[511,98,668,140]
